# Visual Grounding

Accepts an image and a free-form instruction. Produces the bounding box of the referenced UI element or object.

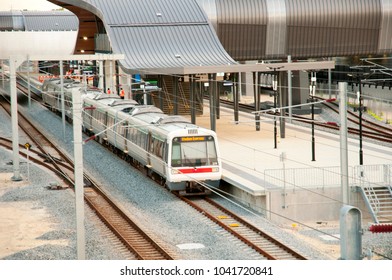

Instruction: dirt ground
[0,173,68,259]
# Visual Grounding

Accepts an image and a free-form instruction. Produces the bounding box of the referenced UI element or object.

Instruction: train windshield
[171,136,218,167]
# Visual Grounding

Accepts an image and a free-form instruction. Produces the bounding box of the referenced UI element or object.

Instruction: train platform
[192,101,392,224]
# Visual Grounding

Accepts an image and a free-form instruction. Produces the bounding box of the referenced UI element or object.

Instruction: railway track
[177,195,307,260]
[0,95,174,260]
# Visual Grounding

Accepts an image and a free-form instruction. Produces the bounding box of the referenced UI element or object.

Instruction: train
[42,78,102,120]
[41,78,222,195]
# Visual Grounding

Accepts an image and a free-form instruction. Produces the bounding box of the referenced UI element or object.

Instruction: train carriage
[44,78,222,195]
[42,78,102,120]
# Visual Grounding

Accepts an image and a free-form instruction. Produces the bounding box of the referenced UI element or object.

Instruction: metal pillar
[340,206,362,260]
[233,73,239,124]
[253,72,260,131]
[190,74,196,124]
[273,72,278,149]
[10,56,24,181]
[98,60,104,90]
[127,74,132,100]
[59,60,66,140]
[209,73,216,131]
[310,72,316,161]
[212,73,217,131]
[328,62,332,99]
[173,76,178,114]
[27,59,31,109]
[279,72,285,139]
[109,60,113,94]
[339,82,349,205]
[216,79,220,120]
[358,78,364,166]
[287,55,292,122]
[72,86,86,260]
[1,60,4,88]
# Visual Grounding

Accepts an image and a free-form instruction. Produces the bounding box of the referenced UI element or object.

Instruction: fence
[264,164,392,190]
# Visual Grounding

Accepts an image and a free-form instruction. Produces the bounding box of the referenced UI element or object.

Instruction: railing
[161,78,173,113]
[178,82,190,109]
[264,164,392,190]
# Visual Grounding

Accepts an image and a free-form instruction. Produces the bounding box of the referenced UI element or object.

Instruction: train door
[123,121,129,153]
[104,112,108,141]
[147,131,152,167]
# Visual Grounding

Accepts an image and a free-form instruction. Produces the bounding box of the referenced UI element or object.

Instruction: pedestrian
[107,88,111,94]
[120,88,125,99]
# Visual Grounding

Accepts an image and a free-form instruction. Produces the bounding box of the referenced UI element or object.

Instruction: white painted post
[98,60,104,90]
[10,56,23,181]
[339,82,349,205]
[72,87,86,260]
[60,60,66,140]
[288,55,292,123]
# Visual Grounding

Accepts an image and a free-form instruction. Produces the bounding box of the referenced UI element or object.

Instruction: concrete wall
[223,183,371,226]
[267,186,371,225]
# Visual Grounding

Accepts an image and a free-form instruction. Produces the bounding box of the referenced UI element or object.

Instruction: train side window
[163,142,168,163]
[131,127,137,143]
[120,121,127,137]
[171,142,181,167]
[149,136,155,154]
[206,140,218,165]
[107,115,114,127]
[141,131,148,150]
[156,140,163,158]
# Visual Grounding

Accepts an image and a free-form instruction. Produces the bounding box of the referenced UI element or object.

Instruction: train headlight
[171,169,180,174]
[211,167,219,172]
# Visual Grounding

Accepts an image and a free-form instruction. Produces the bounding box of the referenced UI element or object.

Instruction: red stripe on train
[178,168,213,174]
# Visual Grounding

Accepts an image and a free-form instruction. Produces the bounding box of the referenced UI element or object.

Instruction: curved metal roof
[49,0,392,73]
[0,10,78,31]
[80,0,237,74]
[203,0,389,60]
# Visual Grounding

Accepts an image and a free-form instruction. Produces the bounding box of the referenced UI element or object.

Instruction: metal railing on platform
[264,164,392,190]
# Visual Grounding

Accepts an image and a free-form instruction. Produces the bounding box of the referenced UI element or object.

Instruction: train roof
[108,99,138,107]
[92,93,121,101]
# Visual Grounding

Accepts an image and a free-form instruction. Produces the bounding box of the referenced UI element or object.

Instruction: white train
[42,78,102,119]
[42,78,222,195]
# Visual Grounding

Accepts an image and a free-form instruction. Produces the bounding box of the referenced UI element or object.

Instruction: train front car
[166,126,222,195]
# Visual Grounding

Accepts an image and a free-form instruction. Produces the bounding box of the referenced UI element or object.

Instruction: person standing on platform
[107,88,111,94]
[120,88,125,99]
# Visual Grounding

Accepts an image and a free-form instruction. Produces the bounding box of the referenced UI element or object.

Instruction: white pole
[328,64,332,99]
[143,84,147,105]
[127,74,132,100]
[27,59,31,109]
[1,60,4,88]
[98,60,104,90]
[26,146,30,181]
[109,60,113,94]
[10,56,23,181]
[238,72,242,102]
[339,82,349,205]
[60,60,66,140]
[287,55,292,123]
[72,87,86,260]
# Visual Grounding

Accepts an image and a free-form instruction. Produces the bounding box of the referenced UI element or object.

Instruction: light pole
[273,74,278,149]
[310,72,316,161]
[267,66,283,149]
[349,72,367,166]
[357,77,364,165]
